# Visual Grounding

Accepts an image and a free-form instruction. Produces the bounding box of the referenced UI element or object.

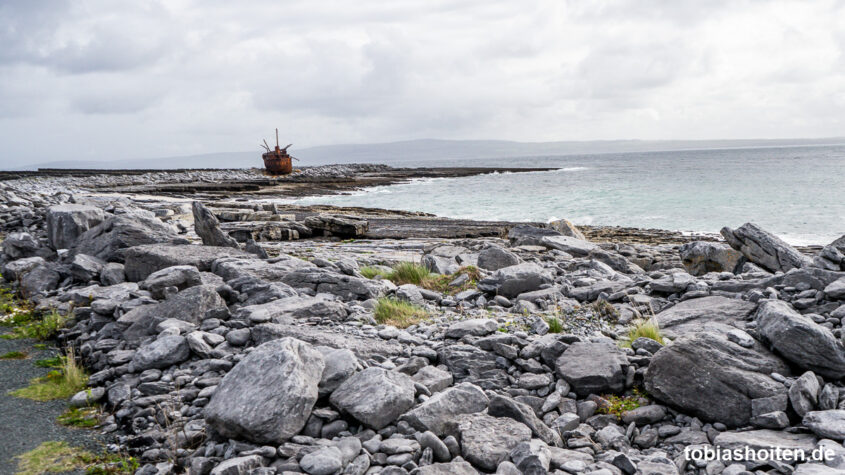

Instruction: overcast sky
[1,0,844,166]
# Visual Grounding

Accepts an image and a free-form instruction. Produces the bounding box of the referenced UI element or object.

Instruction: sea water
[289,145,845,246]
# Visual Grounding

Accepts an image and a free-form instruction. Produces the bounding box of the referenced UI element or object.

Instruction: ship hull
[262,152,293,175]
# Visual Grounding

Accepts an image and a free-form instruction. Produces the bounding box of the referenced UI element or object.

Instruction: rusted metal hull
[262,152,293,175]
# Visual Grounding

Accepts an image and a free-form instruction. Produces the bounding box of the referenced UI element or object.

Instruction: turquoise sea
[290,145,845,246]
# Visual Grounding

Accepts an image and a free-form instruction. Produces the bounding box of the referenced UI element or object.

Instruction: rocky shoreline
[1,165,844,475]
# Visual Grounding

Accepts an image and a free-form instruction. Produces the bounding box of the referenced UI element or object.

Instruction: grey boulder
[477,246,521,271]
[679,241,745,275]
[329,367,415,429]
[46,204,105,250]
[70,253,105,282]
[121,285,227,342]
[402,382,489,435]
[139,265,203,299]
[3,256,46,282]
[477,263,553,298]
[547,218,586,240]
[316,346,358,396]
[488,394,562,447]
[756,300,845,379]
[556,342,628,397]
[132,335,191,371]
[721,222,812,272]
[20,264,60,296]
[3,232,43,259]
[70,210,185,262]
[123,244,251,281]
[438,344,509,390]
[655,295,757,338]
[445,318,498,339]
[281,268,389,301]
[540,235,598,256]
[192,201,240,248]
[803,411,845,441]
[645,330,790,427]
[416,461,478,475]
[204,338,325,444]
[824,277,845,299]
[445,413,532,472]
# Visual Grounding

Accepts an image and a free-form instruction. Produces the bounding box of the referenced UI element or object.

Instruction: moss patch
[1,350,27,359]
[597,394,641,418]
[35,355,63,368]
[58,406,100,428]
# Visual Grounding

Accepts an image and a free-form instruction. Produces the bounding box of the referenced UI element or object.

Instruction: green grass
[13,441,138,475]
[597,394,641,418]
[0,350,27,359]
[35,355,63,368]
[10,350,88,401]
[374,297,428,329]
[360,266,392,279]
[546,316,563,333]
[361,262,482,295]
[58,406,100,428]
[420,266,482,294]
[390,262,432,285]
[33,343,49,350]
[0,284,29,316]
[3,309,68,340]
[619,318,665,348]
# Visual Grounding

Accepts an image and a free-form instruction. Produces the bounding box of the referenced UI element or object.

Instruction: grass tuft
[14,441,138,475]
[35,355,64,368]
[420,266,481,294]
[619,318,664,348]
[374,297,428,329]
[361,262,482,295]
[11,349,88,401]
[389,262,431,286]
[546,316,563,333]
[58,406,100,428]
[14,441,83,475]
[360,265,392,280]
[1,350,27,359]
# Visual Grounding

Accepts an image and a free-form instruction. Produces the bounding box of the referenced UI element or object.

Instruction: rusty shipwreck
[261,129,297,175]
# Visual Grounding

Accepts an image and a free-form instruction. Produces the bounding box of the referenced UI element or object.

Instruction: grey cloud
[1,0,844,167]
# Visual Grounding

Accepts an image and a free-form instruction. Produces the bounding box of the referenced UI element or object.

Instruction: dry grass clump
[374,297,428,329]
[619,318,664,348]
[361,261,482,294]
[10,348,88,401]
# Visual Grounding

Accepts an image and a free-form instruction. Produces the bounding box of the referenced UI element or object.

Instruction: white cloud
[0,0,844,166]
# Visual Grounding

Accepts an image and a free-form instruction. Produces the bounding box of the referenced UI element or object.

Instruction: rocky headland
[1,165,844,475]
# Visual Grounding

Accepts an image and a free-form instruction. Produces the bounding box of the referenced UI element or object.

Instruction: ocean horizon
[286,144,845,246]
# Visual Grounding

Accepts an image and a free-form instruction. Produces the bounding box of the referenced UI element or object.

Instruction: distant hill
[16,137,845,170]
